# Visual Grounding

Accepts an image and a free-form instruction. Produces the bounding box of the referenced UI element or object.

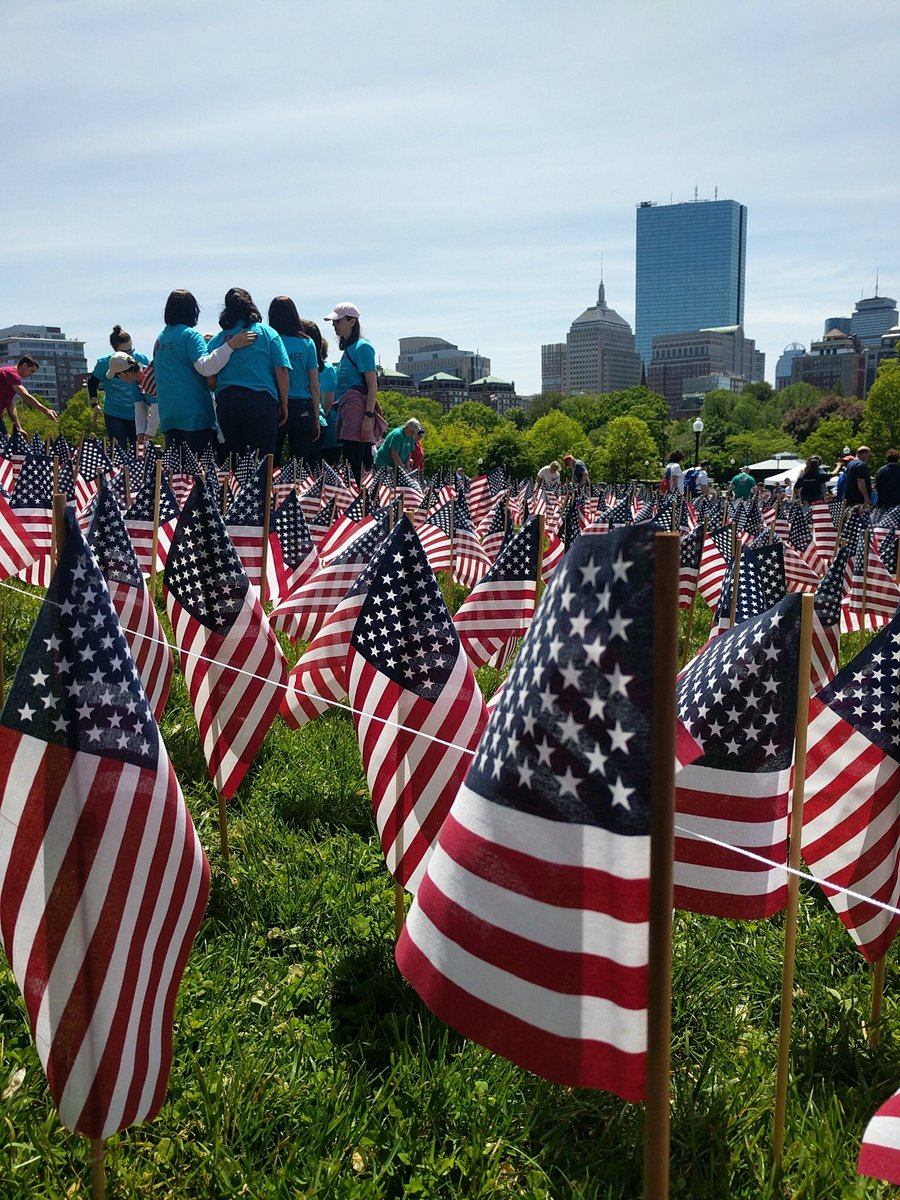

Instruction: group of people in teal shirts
[91,291,378,475]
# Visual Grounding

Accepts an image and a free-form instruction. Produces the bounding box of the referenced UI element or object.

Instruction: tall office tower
[560,283,642,394]
[0,324,88,411]
[850,294,898,347]
[540,343,566,393]
[634,198,747,368]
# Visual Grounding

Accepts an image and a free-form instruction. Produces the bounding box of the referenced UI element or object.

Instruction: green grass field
[1,585,899,1199]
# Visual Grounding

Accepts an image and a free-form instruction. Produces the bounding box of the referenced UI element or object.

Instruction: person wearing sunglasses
[325,302,379,485]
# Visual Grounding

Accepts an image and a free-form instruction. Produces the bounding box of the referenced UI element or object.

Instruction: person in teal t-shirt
[88,323,150,450]
[206,287,290,461]
[153,289,256,455]
[299,319,341,466]
[374,419,421,469]
[731,469,755,499]
[268,297,320,466]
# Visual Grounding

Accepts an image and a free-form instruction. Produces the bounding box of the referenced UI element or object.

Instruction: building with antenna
[541,282,642,394]
[634,196,747,368]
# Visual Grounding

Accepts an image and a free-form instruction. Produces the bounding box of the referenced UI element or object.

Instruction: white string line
[4,575,900,923]
[0,576,485,756]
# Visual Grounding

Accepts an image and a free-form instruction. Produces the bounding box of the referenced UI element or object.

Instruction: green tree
[481,428,532,479]
[799,416,856,467]
[783,395,863,443]
[56,388,97,444]
[523,411,591,473]
[377,390,443,429]
[442,400,501,435]
[524,393,563,426]
[861,359,900,460]
[592,416,658,483]
[424,422,481,475]
[503,406,528,430]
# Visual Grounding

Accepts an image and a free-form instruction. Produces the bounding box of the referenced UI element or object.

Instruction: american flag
[268,507,393,643]
[417,498,455,575]
[224,459,269,593]
[859,1088,900,1186]
[478,499,509,562]
[453,516,541,669]
[451,498,491,589]
[810,498,840,562]
[164,479,287,799]
[0,490,41,581]
[466,467,508,527]
[788,503,825,573]
[268,489,319,604]
[810,545,851,694]
[12,452,55,587]
[348,515,488,891]
[0,509,209,1139]
[843,526,900,633]
[306,499,339,551]
[674,593,802,918]
[678,525,704,609]
[397,524,698,1097]
[297,473,326,522]
[541,528,566,582]
[802,610,900,961]
[77,435,113,483]
[696,525,733,610]
[123,470,181,578]
[88,482,173,721]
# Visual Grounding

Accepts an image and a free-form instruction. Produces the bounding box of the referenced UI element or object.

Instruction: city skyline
[4,0,898,398]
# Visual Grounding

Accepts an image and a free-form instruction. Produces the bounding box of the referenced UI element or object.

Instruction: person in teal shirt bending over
[374,419,422,470]
[731,468,755,499]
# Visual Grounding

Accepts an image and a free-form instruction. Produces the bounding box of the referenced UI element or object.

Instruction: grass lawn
[0,585,898,1198]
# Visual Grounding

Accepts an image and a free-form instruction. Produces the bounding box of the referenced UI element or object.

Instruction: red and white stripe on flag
[0,493,41,580]
[674,764,791,918]
[802,696,900,962]
[859,1088,900,1185]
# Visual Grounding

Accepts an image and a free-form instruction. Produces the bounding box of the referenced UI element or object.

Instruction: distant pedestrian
[563,453,589,492]
[730,467,755,499]
[536,460,562,490]
[875,449,900,510]
[795,455,829,503]
[0,356,58,432]
[410,425,425,471]
[300,320,341,467]
[374,418,421,470]
[664,450,685,495]
[683,459,710,498]
[842,446,873,508]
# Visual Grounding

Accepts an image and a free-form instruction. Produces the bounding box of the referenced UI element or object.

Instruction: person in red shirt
[0,356,58,432]
[410,426,425,471]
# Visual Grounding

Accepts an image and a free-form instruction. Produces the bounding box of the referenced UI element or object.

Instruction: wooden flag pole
[773,592,814,1171]
[217,793,230,863]
[643,531,680,1200]
[123,462,132,509]
[150,460,163,600]
[259,454,274,606]
[869,955,888,1047]
[89,1137,106,1200]
[534,513,546,608]
[858,527,870,652]
[728,543,743,628]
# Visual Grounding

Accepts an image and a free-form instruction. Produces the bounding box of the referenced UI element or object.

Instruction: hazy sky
[4,0,899,395]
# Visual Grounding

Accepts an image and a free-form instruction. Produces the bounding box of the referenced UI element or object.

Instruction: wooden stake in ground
[90,1137,105,1200]
[772,593,814,1172]
[869,954,887,1047]
[217,792,230,863]
[642,531,681,1200]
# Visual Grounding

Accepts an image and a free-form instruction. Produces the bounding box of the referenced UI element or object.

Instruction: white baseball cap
[324,302,360,321]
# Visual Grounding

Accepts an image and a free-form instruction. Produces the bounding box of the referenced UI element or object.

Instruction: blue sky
[4,0,899,395]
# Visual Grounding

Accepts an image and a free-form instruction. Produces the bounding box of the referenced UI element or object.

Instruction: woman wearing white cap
[325,302,379,485]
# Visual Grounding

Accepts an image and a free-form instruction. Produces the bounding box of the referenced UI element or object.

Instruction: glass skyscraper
[634,198,747,368]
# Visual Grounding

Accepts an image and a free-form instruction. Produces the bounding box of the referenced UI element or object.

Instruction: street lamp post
[692,417,704,467]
